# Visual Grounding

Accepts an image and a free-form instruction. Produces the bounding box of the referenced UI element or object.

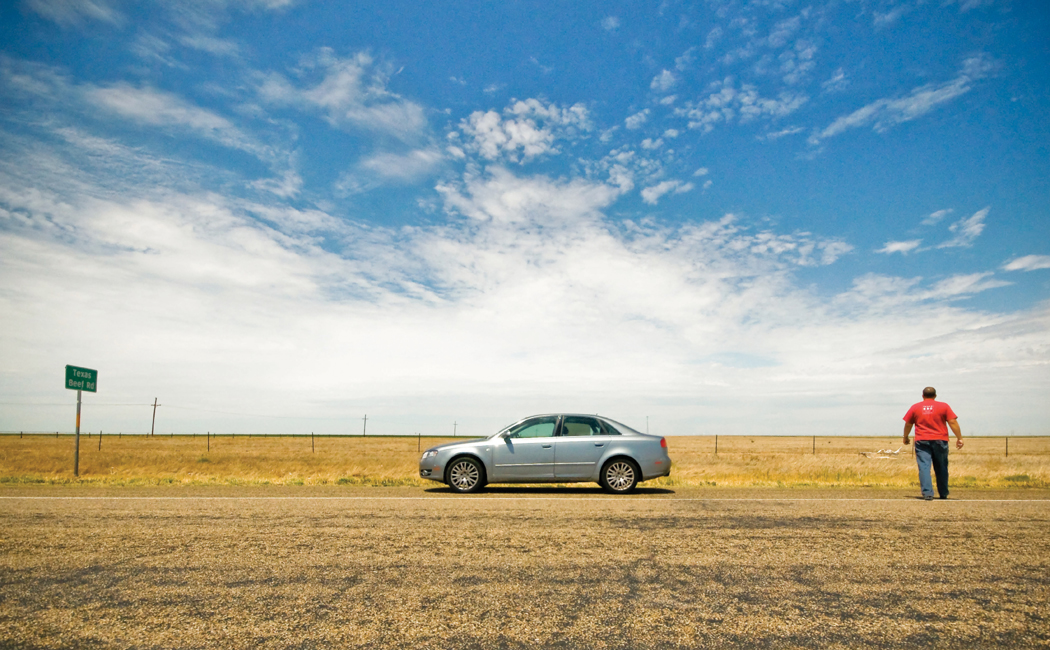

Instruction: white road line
[0,496,1046,502]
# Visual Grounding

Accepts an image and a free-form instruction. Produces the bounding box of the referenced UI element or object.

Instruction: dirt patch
[1,487,1048,648]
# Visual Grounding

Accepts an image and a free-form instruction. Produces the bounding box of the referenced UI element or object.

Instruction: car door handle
[594,443,605,447]
[542,444,552,448]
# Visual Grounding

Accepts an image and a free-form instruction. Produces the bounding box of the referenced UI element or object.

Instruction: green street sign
[65,365,97,393]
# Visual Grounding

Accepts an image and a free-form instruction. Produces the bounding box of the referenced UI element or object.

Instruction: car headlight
[421,450,439,460]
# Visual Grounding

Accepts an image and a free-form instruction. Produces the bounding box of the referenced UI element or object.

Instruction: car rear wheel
[600,459,639,494]
[447,457,485,493]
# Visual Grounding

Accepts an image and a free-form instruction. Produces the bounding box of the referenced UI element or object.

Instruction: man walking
[902,387,963,500]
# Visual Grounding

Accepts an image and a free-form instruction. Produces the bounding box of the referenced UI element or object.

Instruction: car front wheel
[447,457,485,493]
[600,459,640,494]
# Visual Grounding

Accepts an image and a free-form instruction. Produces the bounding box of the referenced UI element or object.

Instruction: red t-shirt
[903,400,958,441]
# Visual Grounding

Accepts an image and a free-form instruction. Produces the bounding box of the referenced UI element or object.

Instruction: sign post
[65,365,97,477]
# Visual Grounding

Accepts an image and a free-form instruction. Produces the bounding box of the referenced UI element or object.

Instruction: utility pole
[453,421,457,437]
[150,398,159,437]
[362,414,368,437]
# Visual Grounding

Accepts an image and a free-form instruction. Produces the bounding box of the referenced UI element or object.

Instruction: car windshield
[490,417,530,438]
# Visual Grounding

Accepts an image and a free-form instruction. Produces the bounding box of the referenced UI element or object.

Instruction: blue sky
[1,0,1048,437]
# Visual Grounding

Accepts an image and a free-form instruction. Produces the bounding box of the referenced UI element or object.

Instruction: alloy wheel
[605,461,636,491]
[449,459,481,491]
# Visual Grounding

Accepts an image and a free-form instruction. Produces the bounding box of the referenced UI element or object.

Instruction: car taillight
[660,437,667,448]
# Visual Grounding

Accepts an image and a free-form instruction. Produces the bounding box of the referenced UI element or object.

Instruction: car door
[554,416,611,479]
[490,416,557,481]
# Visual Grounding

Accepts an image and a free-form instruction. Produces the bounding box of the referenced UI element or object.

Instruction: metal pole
[207,431,210,452]
[362,414,367,437]
[714,434,718,455]
[98,429,102,451]
[74,389,81,477]
[312,431,315,453]
[1006,437,1009,458]
[151,398,158,437]
[453,421,457,437]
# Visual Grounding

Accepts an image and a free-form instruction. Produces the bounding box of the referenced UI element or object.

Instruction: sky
[0,0,1048,438]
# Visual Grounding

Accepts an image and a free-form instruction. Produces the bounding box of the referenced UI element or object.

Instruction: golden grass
[1,433,1047,488]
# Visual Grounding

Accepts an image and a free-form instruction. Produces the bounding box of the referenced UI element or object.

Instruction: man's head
[922,386,937,399]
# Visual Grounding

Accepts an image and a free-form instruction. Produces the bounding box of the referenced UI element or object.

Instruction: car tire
[600,458,640,494]
[447,456,485,493]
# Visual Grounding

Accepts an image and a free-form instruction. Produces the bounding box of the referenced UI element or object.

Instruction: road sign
[65,365,97,393]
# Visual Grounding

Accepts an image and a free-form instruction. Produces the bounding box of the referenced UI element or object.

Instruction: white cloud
[938,207,988,248]
[85,83,269,159]
[458,99,591,163]
[650,70,677,92]
[693,167,709,176]
[625,109,650,130]
[778,40,817,85]
[663,129,680,139]
[761,126,804,140]
[704,26,722,49]
[876,239,922,255]
[675,48,696,71]
[873,6,909,27]
[359,148,443,180]
[767,16,801,48]
[250,168,303,198]
[922,208,953,225]
[809,55,995,145]
[24,0,121,25]
[677,79,807,133]
[177,34,241,57]
[640,138,663,150]
[822,68,849,93]
[1003,255,1050,272]
[2,160,1040,436]
[258,49,428,141]
[640,180,694,204]
[601,16,620,31]
[336,148,445,195]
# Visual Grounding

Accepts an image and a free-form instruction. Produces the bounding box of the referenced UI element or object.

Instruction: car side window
[598,420,621,435]
[560,416,604,436]
[508,418,557,438]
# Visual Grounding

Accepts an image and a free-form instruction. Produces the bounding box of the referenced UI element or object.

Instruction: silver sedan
[418,414,672,493]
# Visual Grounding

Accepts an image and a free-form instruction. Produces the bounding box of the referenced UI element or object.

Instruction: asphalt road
[1,486,1048,649]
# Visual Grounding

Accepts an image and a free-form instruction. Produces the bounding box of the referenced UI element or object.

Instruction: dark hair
[922,387,937,399]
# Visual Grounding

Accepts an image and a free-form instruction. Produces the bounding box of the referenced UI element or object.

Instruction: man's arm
[903,422,913,445]
[948,419,963,449]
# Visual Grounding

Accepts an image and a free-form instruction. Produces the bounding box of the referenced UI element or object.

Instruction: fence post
[1006,437,1009,458]
[714,434,718,455]
[812,435,816,455]
[207,431,210,452]
[98,430,102,451]
[312,431,315,453]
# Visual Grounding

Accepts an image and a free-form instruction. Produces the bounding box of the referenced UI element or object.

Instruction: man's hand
[956,439,964,450]
[903,436,910,446]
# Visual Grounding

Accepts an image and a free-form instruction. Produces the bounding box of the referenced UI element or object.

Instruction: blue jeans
[915,440,950,498]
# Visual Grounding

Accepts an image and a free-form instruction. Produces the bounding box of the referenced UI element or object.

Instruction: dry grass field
[0,487,1047,649]
[1,433,1047,489]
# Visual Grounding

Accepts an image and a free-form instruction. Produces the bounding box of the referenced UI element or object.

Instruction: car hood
[425,438,488,453]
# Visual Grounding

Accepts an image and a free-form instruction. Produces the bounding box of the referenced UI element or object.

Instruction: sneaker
[939,496,948,500]
[924,495,933,501]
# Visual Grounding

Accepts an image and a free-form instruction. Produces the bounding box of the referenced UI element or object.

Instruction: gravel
[1,486,1048,649]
